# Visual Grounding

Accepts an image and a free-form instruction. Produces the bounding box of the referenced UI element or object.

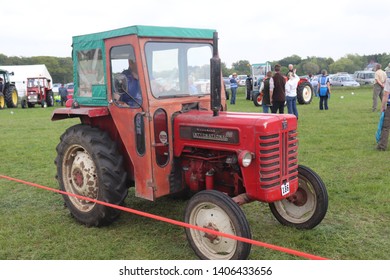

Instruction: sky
[1,0,389,67]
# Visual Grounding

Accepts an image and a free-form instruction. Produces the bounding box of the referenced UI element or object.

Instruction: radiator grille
[258,130,298,188]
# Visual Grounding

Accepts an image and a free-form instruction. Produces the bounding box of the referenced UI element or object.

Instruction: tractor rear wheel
[5,85,18,108]
[46,90,54,107]
[252,91,262,107]
[184,190,252,260]
[297,81,313,104]
[269,165,328,229]
[55,124,128,227]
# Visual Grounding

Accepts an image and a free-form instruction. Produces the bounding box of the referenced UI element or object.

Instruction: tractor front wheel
[55,124,128,227]
[184,190,252,260]
[269,165,328,229]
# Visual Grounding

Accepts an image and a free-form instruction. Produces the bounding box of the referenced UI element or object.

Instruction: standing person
[259,71,272,113]
[245,74,253,100]
[270,64,286,114]
[318,70,331,110]
[376,74,390,150]
[230,73,238,105]
[372,64,387,112]
[285,71,300,118]
[286,64,294,76]
[58,84,68,106]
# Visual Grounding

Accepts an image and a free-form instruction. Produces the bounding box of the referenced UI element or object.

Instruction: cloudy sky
[1,0,389,67]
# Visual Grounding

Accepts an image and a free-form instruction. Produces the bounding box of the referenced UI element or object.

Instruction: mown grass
[0,86,389,260]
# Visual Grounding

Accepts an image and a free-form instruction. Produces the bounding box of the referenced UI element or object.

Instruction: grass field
[0,86,389,260]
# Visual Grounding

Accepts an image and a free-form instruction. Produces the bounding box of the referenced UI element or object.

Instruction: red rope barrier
[0,174,328,260]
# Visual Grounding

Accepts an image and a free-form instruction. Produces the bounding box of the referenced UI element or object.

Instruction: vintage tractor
[252,76,314,107]
[21,77,54,108]
[52,25,328,260]
[0,69,18,109]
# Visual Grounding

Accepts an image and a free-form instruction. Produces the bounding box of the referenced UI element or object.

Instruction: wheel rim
[273,176,316,223]
[62,144,98,212]
[256,95,262,105]
[302,85,312,103]
[188,202,237,259]
[0,96,4,108]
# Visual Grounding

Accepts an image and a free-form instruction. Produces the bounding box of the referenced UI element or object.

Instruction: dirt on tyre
[55,124,128,227]
[297,81,313,104]
[269,165,328,229]
[184,190,252,260]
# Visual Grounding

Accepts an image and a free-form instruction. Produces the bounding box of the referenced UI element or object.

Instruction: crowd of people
[228,63,390,152]
[228,63,332,119]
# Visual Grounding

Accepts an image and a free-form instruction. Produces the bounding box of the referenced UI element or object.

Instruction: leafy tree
[231,60,251,75]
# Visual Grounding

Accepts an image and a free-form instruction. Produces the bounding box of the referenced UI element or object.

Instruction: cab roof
[73,25,216,46]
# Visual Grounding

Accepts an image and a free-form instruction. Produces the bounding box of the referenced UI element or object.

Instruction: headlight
[238,150,253,167]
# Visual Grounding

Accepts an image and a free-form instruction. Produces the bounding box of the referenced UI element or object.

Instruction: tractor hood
[173,110,297,156]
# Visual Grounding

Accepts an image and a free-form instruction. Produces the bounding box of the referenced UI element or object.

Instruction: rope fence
[0,174,328,260]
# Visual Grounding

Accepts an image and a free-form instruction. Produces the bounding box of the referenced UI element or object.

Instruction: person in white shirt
[285,70,300,119]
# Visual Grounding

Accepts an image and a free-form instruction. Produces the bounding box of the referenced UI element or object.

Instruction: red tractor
[21,77,54,108]
[52,25,328,260]
[252,76,314,107]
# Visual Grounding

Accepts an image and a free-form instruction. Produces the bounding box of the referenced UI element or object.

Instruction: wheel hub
[69,151,98,198]
[287,187,307,206]
[203,222,221,244]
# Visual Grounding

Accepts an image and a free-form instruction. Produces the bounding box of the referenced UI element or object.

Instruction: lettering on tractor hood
[180,126,239,144]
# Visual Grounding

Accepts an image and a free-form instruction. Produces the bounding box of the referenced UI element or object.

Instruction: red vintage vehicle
[21,77,54,108]
[51,25,328,260]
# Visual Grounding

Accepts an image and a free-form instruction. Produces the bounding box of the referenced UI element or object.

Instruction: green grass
[1,86,389,260]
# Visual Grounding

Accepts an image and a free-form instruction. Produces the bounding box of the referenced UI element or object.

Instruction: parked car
[354,70,375,85]
[237,74,247,86]
[330,75,360,87]
[52,83,61,93]
[66,83,74,94]
[65,83,74,100]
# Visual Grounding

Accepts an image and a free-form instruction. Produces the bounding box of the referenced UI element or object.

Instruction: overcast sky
[2,0,389,67]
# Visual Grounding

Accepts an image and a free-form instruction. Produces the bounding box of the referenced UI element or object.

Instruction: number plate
[281,182,290,196]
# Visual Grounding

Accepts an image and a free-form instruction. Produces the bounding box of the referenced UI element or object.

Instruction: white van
[354,71,375,85]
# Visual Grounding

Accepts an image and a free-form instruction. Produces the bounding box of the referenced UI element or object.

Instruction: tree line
[223,53,390,77]
[0,54,73,84]
[2,52,390,84]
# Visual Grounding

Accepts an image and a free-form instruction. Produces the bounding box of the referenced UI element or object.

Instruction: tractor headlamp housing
[238,150,253,167]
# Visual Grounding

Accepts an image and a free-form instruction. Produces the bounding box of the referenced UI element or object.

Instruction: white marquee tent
[0,64,52,97]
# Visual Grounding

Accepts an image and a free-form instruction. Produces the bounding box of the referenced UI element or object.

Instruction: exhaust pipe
[210,31,221,117]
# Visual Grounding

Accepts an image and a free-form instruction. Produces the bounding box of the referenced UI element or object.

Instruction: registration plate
[281,182,290,196]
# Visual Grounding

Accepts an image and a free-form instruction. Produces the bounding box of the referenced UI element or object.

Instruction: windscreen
[145,42,212,98]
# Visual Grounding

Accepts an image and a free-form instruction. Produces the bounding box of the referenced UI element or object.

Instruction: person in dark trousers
[269,64,286,114]
[259,71,272,113]
[230,73,238,105]
[317,70,331,110]
[58,84,68,106]
[245,75,253,100]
